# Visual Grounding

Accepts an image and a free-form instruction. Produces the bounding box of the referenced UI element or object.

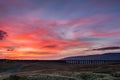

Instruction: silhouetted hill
[62,52,120,60]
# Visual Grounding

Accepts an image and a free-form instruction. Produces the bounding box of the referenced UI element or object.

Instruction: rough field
[0,61,120,80]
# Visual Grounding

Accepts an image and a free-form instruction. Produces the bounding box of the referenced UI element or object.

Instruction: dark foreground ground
[0,61,120,80]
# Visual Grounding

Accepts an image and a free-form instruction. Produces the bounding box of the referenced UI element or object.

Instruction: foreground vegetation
[0,72,120,80]
[0,61,120,80]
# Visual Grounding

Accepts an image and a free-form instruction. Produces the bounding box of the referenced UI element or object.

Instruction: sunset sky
[0,0,120,60]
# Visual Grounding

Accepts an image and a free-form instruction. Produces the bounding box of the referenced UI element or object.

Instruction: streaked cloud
[0,0,120,60]
[90,46,120,51]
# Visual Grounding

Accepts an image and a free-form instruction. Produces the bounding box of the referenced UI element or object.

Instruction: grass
[0,61,120,80]
[1,72,120,80]
[75,73,98,80]
[2,75,75,80]
[0,62,20,73]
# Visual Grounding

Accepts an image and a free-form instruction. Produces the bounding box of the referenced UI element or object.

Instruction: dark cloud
[5,46,19,51]
[0,30,7,40]
[91,46,120,51]
[42,45,57,48]
[27,51,55,54]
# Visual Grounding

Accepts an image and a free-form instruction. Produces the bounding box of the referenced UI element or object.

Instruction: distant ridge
[62,52,120,60]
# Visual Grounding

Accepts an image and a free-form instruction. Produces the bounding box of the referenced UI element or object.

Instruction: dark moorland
[0,60,120,80]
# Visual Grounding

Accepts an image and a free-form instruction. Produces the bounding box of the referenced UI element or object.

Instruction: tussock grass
[1,72,120,80]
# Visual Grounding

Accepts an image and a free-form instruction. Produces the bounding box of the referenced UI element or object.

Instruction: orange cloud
[0,13,118,60]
